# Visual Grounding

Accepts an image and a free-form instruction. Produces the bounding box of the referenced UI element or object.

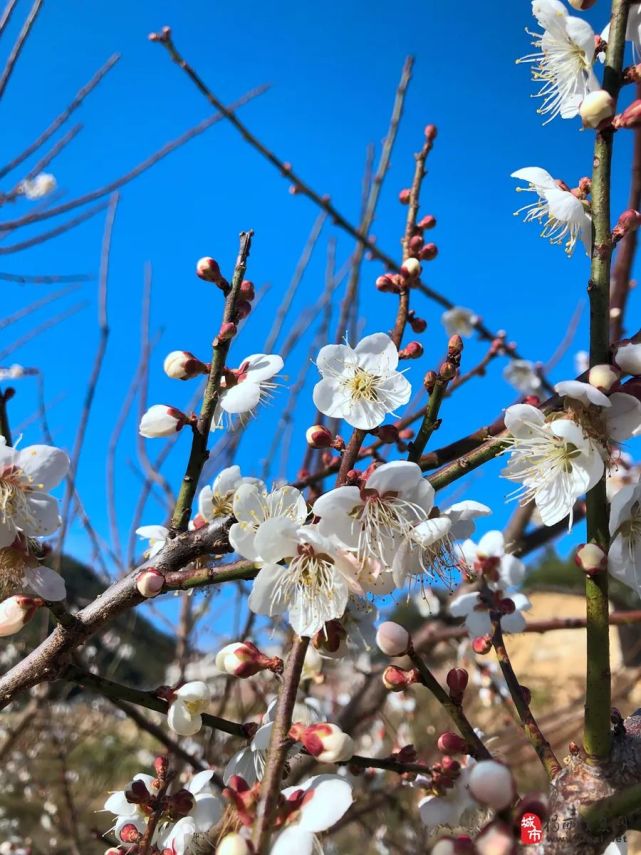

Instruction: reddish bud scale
[437,731,468,754]
[613,209,641,242]
[419,242,438,261]
[305,424,333,448]
[439,361,458,381]
[240,280,255,301]
[399,341,424,360]
[424,371,438,393]
[614,99,641,129]
[446,668,469,702]
[409,314,427,334]
[383,665,419,691]
[472,635,493,655]
[376,274,400,294]
[196,256,222,283]
[408,234,424,254]
[448,335,464,358]
[236,301,252,321]
[424,124,438,142]
[418,214,437,230]
[375,424,400,444]
[399,188,411,204]
[313,619,347,653]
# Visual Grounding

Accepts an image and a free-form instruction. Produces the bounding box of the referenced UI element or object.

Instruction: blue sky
[1,1,639,635]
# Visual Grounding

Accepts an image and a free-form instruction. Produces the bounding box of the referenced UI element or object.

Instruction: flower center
[350,493,427,566]
[343,367,380,403]
[0,473,34,532]
[211,493,234,517]
[271,548,337,621]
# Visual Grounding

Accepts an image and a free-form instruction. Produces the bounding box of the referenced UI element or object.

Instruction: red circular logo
[520,812,543,845]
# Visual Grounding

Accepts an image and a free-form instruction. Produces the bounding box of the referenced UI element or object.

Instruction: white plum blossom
[512,167,591,256]
[213,354,283,429]
[519,0,599,123]
[503,359,542,396]
[418,758,477,829]
[312,333,411,430]
[0,440,69,548]
[135,524,169,558]
[139,405,187,438]
[20,172,56,199]
[457,530,526,590]
[441,307,478,338]
[229,482,308,562]
[167,681,211,736]
[556,380,641,442]
[246,520,360,636]
[555,379,611,409]
[609,482,641,594]
[449,591,532,638]
[22,562,66,601]
[271,775,354,855]
[197,465,263,524]
[602,4,641,61]
[501,403,604,526]
[104,772,157,839]
[608,451,640,501]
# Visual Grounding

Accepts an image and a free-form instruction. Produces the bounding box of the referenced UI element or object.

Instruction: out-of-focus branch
[0,0,45,102]
[0,299,87,361]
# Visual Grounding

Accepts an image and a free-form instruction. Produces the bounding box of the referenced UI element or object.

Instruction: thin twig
[0,0,45,102]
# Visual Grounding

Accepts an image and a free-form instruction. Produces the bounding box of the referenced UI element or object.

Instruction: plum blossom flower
[457,530,525,590]
[20,172,56,199]
[501,403,604,526]
[104,773,157,840]
[135,524,169,559]
[519,0,599,123]
[229,482,308,562]
[441,307,478,338]
[418,758,477,829]
[246,520,359,636]
[555,379,611,409]
[139,405,188,438]
[511,167,591,255]
[271,775,353,855]
[0,440,69,548]
[555,379,641,442]
[602,5,641,61]
[197,465,263,524]
[609,482,641,593]
[167,681,211,736]
[312,333,411,430]
[503,359,542,396]
[449,591,532,637]
[212,354,283,429]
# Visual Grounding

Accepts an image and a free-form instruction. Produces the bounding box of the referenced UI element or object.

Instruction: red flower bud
[614,99,641,129]
[382,665,419,691]
[374,424,400,444]
[409,314,427,334]
[240,280,255,301]
[419,242,438,261]
[399,188,411,204]
[399,341,424,360]
[196,256,222,283]
[613,209,641,242]
[424,124,438,142]
[446,668,469,702]
[472,635,492,655]
[376,273,400,293]
[437,731,468,754]
[305,424,333,449]
[236,301,252,320]
[418,214,437,230]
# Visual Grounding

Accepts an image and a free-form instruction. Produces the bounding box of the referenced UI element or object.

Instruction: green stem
[583,0,629,763]
[409,378,447,463]
[581,781,641,833]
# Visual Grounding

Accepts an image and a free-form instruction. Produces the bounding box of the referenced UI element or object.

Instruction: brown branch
[0,0,45,102]
[0,0,19,39]
[0,283,81,330]
[0,300,87,361]
[0,198,110,255]
[0,271,91,284]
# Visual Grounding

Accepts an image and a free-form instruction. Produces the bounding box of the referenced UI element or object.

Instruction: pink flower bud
[119,823,143,843]
[376,621,410,656]
[383,665,419,691]
[439,361,457,381]
[613,209,641,242]
[136,568,164,598]
[401,257,422,279]
[568,0,597,8]
[418,214,437,230]
[240,280,255,301]
[579,90,615,128]
[472,635,492,655]
[409,314,427,334]
[498,597,516,615]
[374,424,400,444]
[419,242,438,261]
[163,350,208,380]
[437,731,468,754]
[424,370,438,393]
[0,595,42,636]
[139,405,188,438]
[216,833,254,855]
[614,99,641,130]
[305,424,333,449]
[105,849,123,855]
[399,341,424,360]
[408,234,424,254]
[313,619,347,654]
[475,822,516,855]
[215,641,277,678]
[216,322,238,344]
[613,337,641,375]
[298,723,355,763]
[448,335,464,357]
[575,542,607,575]
[399,188,411,204]
[196,256,222,283]
[446,668,469,702]
[468,760,515,810]
[588,363,620,392]
[236,301,252,320]
[154,755,169,777]
[376,273,400,293]
[425,124,438,142]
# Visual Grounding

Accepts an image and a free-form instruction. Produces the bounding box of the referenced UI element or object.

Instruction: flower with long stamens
[247,520,359,637]
[609,482,641,594]
[229,482,308,562]
[501,403,604,527]
[511,167,591,256]
[0,440,69,548]
[212,353,284,430]
[197,465,263,525]
[313,333,411,430]
[518,0,599,123]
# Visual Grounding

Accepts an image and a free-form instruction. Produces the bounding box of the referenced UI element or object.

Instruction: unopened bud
[0,595,42,636]
[399,341,424,360]
[153,755,169,778]
[579,90,615,128]
[170,787,196,818]
[313,619,347,654]
[399,188,411,204]
[196,256,222,283]
[468,760,515,810]
[419,242,438,261]
[446,668,469,702]
[418,214,437,230]
[401,257,422,279]
[424,124,438,142]
[236,301,252,320]
[448,335,464,358]
[498,597,515,615]
[588,363,620,392]
[374,424,400,444]
[613,209,641,242]
[215,641,279,678]
[163,350,208,380]
[439,361,457,381]
[568,0,597,8]
[119,824,143,843]
[376,273,400,293]
[297,722,355,763]
[383,665,419,691]
[614,99,641,129]
[424,370,438,393]
[376,621,410,656]
[437,731,468,754]
[240,280,255,301]
[409,314,427,334]
[408,234,424,254]
[472,635,492,655]
[136,568,164,598]
[139,405,188,438]
[216,322,237,343]
[306,424,333,449]
[575,542,607,575]
[216,833,254,855]
[613,336,641,375]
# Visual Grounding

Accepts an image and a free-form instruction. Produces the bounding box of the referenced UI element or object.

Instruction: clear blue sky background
[1,1,639,639]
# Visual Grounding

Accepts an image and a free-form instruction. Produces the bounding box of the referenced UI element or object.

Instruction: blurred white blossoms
[167,681,211,736]
[229,482,308,562]
[501,403,604,526]
[419,758,477,829]
[271,775,353,855]
[449,590,532,637]
[313,333,411,430]
[0,440,69,547]
[503,359,542,396]
[213,353,283,429]
[512,167,591,255]
[197,465,262,524]
[609,482,641,593]
[519,0,599,123]
[457,530,525,589]
[20,172,56,199]
[245,520,359,636]
[441,306,478,338]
